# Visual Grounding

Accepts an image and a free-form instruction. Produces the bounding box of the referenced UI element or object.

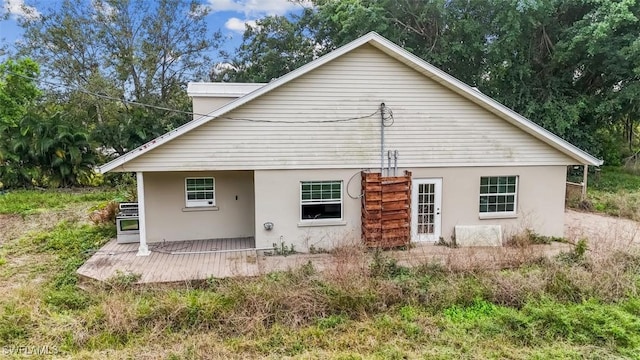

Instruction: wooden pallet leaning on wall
[361,171,412,248]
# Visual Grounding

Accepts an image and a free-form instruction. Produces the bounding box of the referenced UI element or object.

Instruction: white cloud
[214,62,237,72]
[224,17,257,33]
[208,0,310,17]
[92,0,117,18]
[2,0,40,20]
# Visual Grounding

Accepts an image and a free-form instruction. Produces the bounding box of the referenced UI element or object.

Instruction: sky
[0,0,309,61]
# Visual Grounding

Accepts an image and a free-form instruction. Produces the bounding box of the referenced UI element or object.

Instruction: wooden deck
[78,237,263,283]
[78,237,574,284]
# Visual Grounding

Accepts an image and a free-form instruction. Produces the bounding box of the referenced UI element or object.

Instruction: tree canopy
[16,0,220,156]
[1,0,638,188]
[0,59,95,187]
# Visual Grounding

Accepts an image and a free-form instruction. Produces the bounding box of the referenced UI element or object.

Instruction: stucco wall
[409,166,566,241]
[140,166,565,249]
[144,171,255,243]
[254,169,363,252]
[253,166,566,251]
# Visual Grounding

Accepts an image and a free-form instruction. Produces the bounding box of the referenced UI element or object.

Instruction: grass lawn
[578,167,640,220]
[0,187,639,359]
[0,188,118,215]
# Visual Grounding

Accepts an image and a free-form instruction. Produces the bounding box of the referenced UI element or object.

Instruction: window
[479,176,517,214]
[118,218,139,232]
[300,181,342,221]
[185,177,215,207]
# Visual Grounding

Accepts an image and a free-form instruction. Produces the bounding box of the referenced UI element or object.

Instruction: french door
[411,178,442,242]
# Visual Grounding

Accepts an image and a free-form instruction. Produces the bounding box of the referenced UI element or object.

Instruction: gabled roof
[100,32,602,173]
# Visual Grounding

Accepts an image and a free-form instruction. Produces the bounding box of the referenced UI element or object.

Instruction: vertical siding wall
[144,171,255,242]
[123,45,574,172]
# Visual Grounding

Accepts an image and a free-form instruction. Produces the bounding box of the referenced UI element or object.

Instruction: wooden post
[136,172,150,256]
[581,165,588,201]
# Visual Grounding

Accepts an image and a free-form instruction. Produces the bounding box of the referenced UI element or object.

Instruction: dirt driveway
[565,209,640,248]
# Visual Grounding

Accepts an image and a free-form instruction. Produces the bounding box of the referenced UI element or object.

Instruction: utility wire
[6,70,197,116]
[5,70,384,124]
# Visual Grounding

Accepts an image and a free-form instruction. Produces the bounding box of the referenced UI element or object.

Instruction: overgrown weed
[572,166,640,220]
[2,188,640,358]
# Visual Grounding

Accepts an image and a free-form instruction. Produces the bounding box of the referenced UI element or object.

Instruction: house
[99,32,602,256]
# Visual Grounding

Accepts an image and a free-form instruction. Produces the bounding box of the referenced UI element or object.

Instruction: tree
[554,0,640,163]
[213,14,321,83]
[0,58,41,187]
[0,58,97,188]
[17,0,220,156]
[0,58,40,130]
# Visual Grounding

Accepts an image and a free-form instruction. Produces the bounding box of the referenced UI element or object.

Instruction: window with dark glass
[300,181,342,220]
[479,176,517,214]
[185,177,215,207]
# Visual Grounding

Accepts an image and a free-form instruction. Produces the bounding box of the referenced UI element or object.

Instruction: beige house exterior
[99,32,602,255]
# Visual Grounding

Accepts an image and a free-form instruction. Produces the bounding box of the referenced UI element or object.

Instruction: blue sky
[0,0,309,61]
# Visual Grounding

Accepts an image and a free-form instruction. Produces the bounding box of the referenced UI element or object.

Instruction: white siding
[192,97,237,119]
[120,45,574,172]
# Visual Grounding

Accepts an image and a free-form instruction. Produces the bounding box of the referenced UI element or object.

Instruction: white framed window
[300,181,343,221]
[185,177,215,208]
[479,176,518,215]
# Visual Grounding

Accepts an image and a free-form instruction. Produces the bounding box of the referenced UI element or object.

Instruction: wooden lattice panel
[362,171,412,248]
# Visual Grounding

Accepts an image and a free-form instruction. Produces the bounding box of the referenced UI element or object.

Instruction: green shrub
[444,298,498,323]
[44,285,93,311]
[507,229,556,246]
[590,167,640,193]
[544,269,586,303]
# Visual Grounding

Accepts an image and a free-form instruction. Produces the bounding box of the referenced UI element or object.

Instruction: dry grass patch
[2,188,640,358]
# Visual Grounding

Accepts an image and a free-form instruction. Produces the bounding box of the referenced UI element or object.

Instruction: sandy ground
[564,209,640,245]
